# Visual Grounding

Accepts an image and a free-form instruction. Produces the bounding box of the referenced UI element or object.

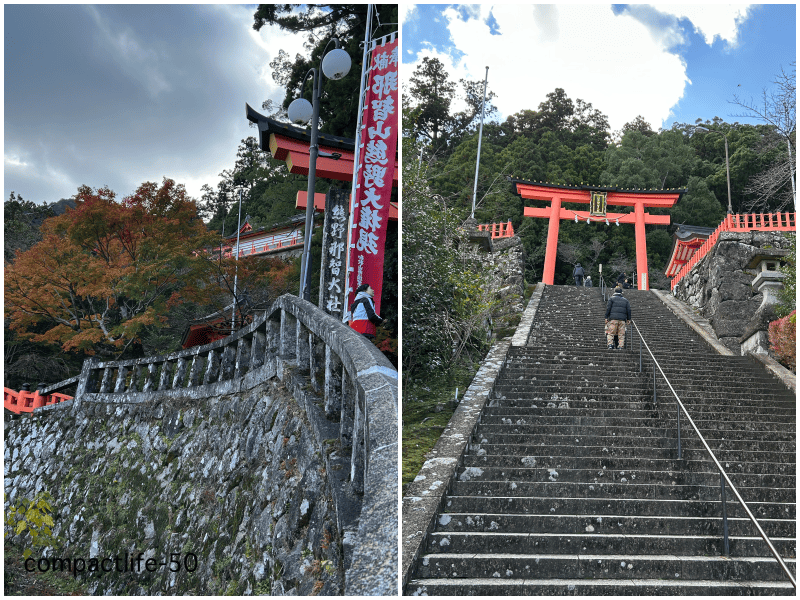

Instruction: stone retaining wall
[5,294,397,595]
[672,231,794,354]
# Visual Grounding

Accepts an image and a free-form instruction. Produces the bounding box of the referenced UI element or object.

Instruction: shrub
[4,491,59,559]
[769,310,796,371]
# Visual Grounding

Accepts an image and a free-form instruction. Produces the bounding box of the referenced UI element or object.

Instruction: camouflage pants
[605,320,626,347]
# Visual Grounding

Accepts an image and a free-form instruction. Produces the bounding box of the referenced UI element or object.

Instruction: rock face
[462,221,526,338]
[673,231,794,354]
[4,377,343,595]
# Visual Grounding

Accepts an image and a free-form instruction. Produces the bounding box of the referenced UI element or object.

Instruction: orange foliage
[5,179,218,356]
[769,311,796,371]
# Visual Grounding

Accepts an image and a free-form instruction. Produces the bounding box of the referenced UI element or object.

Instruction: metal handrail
[628,318,796,587]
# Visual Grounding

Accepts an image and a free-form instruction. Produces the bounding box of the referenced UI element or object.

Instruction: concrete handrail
[630,319,796,588]
[68,293,397,594]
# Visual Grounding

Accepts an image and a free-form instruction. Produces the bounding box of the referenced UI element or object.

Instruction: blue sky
[4,5,307,205]
[402,4,796,133]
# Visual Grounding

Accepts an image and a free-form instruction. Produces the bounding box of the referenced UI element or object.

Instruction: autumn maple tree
[5,179,219,357]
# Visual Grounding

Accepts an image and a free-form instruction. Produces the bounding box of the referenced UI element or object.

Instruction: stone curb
[746,351,797,393]
[651,290,735,356]
[511,282,546,347]
[401,338,512,591]
[401,283,545,590]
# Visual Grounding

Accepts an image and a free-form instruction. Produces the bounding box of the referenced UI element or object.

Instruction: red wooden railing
[219,236,302,259]
[4,387,73,414]
[477,221,515,239]
[671,212,796,289]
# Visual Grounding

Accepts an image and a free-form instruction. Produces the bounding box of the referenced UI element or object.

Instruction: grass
[4,543,89,596]
[402,363,481,496]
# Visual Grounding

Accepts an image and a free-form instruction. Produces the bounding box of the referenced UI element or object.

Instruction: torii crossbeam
[511,179,686,289]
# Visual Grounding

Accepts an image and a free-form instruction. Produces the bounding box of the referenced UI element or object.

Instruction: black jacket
[573,265,585,277]
[605,293,631,321]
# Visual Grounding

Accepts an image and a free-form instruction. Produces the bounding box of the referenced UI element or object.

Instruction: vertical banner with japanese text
[345,35,398,333]
[318,188,349,319]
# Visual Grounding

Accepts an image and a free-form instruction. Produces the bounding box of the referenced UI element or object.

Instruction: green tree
[253,4,398,137]
[406,56,497,158]
[4,193,55,262]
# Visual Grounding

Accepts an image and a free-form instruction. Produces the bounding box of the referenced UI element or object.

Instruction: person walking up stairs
[605,286,631,350]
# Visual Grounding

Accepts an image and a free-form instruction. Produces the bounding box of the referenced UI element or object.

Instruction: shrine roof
[664,225,715,277]
[508,177,687,197]
[224,214,307,242]
[673,223,716,240]
[246,103,354,152]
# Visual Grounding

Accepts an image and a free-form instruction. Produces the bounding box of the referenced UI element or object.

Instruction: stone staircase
[406,285,796,595]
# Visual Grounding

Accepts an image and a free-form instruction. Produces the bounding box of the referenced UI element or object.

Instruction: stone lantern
[738,248,789,355]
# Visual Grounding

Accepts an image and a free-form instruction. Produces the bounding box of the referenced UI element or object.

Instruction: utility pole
[471,66,489,219]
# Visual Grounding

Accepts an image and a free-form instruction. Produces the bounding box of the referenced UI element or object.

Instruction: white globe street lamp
[291,38,351,301]
[287,98,313,125]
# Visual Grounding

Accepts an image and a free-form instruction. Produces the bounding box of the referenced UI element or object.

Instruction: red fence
[219,236,302,259]
[671,212,796,289]
[477,221,515,239]
[4,388,73,414]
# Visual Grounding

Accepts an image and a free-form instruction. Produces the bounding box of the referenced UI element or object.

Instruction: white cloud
[4,154,30,169]
[653,5,752,48]
[401,4,417,26]
[407,5,697,132]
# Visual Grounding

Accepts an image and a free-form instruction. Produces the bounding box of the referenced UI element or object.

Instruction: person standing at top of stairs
[605,286,631,350]
[572,263,585,286]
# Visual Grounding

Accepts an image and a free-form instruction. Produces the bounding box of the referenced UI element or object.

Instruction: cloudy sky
[5,4,306,205]
[402,4,796,134]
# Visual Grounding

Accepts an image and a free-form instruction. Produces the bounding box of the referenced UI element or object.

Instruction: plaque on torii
[511,179,686,290]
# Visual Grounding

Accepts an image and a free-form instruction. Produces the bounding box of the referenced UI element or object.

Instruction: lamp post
[696,126,733,214]
[231,187,245,331]
[287,39,351,301]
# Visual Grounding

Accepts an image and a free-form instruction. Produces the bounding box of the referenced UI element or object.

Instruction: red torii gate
[511,179,685,290]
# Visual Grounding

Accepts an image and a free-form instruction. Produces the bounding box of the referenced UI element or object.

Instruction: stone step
[480,414,796,432]
[448,480,796,503]
[462,454,797,475]
[442,496,796,520]
[475,424,797,442]
[454,466,796,490]
[471,433,796,453]
[482,405,797,420]
[471,443,796,464]
[424,531,797,558]
[407,576,796,595]
[433,512,796,538]
[413,553,796,583]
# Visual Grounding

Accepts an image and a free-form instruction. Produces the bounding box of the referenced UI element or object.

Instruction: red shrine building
[182,107,399,350]
[510,179,686,290]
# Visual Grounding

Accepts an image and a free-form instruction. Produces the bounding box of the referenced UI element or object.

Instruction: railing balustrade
[477,220,515,239]
[628,318,795,587]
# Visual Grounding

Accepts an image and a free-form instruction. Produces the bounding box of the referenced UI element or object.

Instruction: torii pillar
[512,180,685,290]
